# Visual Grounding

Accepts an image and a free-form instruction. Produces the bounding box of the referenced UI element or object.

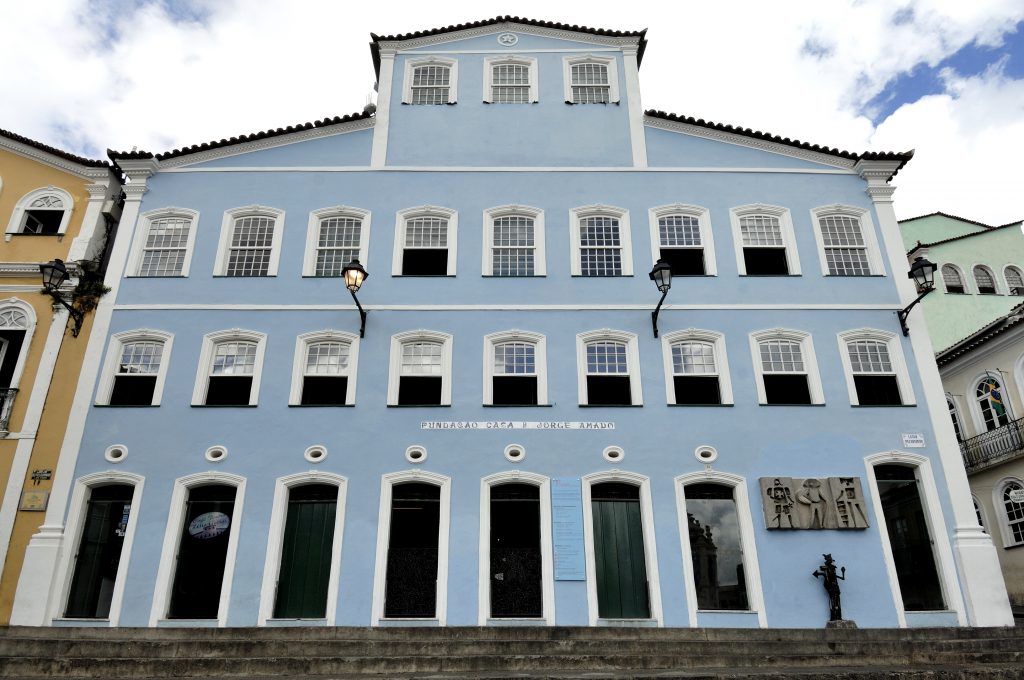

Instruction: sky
[2,0,1022,224]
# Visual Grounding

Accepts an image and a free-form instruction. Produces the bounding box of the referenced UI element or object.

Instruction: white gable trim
[377,22,644,54]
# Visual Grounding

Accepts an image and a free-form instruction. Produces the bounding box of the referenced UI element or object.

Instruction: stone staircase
[2,625,1024,678]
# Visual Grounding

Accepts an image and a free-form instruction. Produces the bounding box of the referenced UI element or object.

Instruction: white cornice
[643,115,857,171]
[378,22,642,54]
[0,137,114,182]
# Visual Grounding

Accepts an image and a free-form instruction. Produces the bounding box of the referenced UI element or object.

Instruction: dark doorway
[64,484,134,618]
[591,482,650,618]
[384,482,440,618]
[490,483,542,618]
[684,483,749,610]
[875,465,945,611]
[168,484,236,619]
[273,484,338,618]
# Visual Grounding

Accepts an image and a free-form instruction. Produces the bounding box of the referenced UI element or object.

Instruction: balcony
[960,417,1024,474]
[0,388,17,433]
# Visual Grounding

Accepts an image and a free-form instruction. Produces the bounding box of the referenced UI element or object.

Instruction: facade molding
[378,22,643,54]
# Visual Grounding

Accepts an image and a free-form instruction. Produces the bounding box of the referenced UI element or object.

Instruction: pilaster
[370,50,395,169]
[622,46,647,169]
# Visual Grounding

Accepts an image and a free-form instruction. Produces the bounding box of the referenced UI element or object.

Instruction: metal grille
[494,342,535,375]
[315,217,361,276]
[406,217,448,248]
[587,341,628,374]
[118,342,163,375]
[759,340,804,373]
[571,63,610,103]
[139,217,191,276]
[579,216,621,276]
[659,215,701,247]
[226,216,274,276]
[402,342,442,375]
[1005,484,1024,544]
[942,265,964,289]
[492,215,534,276]
[211,342,256,375]
[411,65,450,104]
[974,266,995,290]
[740,215,784,246]
[847,340,892,374]
[305,342,350,375]
[491,63,530,103]
[672,342,716,374]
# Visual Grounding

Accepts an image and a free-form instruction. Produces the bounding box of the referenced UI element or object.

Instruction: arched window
[838,330,914,406]
[5,187,74,236]
[661,330,732,405]
[571,205,633,277]
[563,55,620,104]
[730,204,800,276]
[484,331,547,405]
[290,331,359,406]
[811,206,883,276]
[484,57,538,103]
[303,207,369,277]
[98,330,174,405]
[131,208,198,277]
[649,204,716,276]
[403,58,457,105]
[388,331,453,406]
[577,330,642,405]
[192,330,267,406]
[214,206,285,277]
[997,479,1024,547]
[1005,266,1024,296]
[750,329,823,404]
[392,206,457,276]
[976,376,1010,431]
[941,265,966,294]
[947,396,964,442]
[0,300,34,430]
[483,206,545,276]
[974,266,997,294]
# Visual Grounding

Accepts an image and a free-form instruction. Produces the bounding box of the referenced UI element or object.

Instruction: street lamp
[649,259,672,338]
[897,256,938,336]
[341,259,369,338]
[39,259,84,337]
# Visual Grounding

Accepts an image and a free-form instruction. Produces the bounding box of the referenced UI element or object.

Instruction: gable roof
[1,127,111,169]
[936,303,1024,366]
[370,16,648,77]
[906,220,1024,253]
[898,211,1002,230]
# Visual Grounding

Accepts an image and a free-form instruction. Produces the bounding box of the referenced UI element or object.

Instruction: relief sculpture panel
[759,477,869,530]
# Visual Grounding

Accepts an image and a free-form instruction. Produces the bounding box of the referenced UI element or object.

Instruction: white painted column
[370,50,396,169]
[622,47,647,169]
[67,172,116,263]
[860,159,1014,626]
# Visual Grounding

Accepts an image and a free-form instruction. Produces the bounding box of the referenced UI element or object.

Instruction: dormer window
[563,56,619,104]
[483,57,538,103]
[403,58,458,105]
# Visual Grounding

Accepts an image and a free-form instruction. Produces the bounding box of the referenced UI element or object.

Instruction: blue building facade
[11,18,1013,628]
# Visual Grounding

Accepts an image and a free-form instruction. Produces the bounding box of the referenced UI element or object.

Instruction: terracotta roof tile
[0,128,110,168]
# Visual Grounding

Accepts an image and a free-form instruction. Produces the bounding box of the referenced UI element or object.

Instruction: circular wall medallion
[603,446,625,463]
[497,33,518,46]
[406,446,428,464]
[504,444,526,462]
[304,445,328,464]
[694,445,719,464]
[104,445,127,463]
[205,446,228,463]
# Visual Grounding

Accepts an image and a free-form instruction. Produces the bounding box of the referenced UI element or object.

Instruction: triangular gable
[395,24,631,54]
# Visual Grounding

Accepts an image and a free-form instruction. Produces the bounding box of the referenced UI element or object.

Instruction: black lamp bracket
[349,289,368,338]
[45,290,84,338]
[897,287,934,336]
[651,289,669,338]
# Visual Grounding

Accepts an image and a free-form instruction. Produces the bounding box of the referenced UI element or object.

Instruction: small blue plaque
[552,477,586,580]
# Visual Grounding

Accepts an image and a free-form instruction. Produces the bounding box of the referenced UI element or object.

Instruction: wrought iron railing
[960,417,1024,473]
[0,388,18,432]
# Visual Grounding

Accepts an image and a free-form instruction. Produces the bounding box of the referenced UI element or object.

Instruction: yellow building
[0,130,121,623]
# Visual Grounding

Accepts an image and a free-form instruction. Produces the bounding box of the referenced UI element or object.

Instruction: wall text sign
[552,477,586,580]
[421,421,614,430]
[901,433,925,448]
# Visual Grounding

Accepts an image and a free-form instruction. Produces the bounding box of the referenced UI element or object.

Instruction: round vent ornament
[497,33,518,46]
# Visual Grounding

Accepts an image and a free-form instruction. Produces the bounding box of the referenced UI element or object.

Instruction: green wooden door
[273,484,338,618]
[591,483,650,619]
[64,484,133,618]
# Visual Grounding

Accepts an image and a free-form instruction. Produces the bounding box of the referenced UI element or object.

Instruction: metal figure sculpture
[812,553,846,621]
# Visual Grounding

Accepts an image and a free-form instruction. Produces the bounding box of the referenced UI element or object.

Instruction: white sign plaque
[901,433,926,448]
[421,421,615,430]
[1009,489,1024,503]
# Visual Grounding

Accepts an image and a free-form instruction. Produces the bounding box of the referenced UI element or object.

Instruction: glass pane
[401,342,442,375]
[494,342,536,375]
[492,215,535,276]
[685,483,749,610]
[406,217,448,248]
[580,216,621,276]
[659,215,701,247]
[118,341,163,375]
[759,340,804,373]
[672,342,716,375]
[315,217,361,276]
[740,215,783,246]
[305,342,350,375]
[211,342,256,375]
[587,341,628,374]
[847,340,893,374]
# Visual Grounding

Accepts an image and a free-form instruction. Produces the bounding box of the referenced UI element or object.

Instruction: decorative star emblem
[497,33,518,46]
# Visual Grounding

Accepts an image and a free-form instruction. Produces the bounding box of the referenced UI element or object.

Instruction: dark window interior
[946,284,965,294]
[763,374,811,404]
[64,484,134,618]
[168,484,236,619]
[22,210,62,234]
[205,376,253,405]
[384,483,440,618]
[854,375,902,405]
[109,376,157,406]
[978,284,996,294]
[685,483,749,611]
[402,250,448,276]
[492,376,538,405]
[743,248,789,275]
[490,483,542,618]
[673,376,721,405]
[660,248,705,276]
[301,376,348,406]
[398,376,442,405]
[0,330,26,387]
[587,375,632,405]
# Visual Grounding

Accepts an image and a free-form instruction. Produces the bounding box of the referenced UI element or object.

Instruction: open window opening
[492,342,538,405]
[942,265,966,294]
[167,484,237,619]
[671,341,721,404]
[974,266,997,294]
[684,483,749,611]
[300,341,350,406]
[740,214,789,275]
[586,341,632,405]
[759,339,811,404]
[658,214,705,276]
[398,341,442,405]
[848,339,902,405]
[64,484,134,619]
[205,341,256,405]
[109,341,162,405]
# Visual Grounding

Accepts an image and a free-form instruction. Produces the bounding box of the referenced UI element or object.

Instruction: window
[750,329,823,405]
[941,265,966,294]
[649,204,716,276]
[563,55,619,104]
[98,330,173,406]
[973,495,987,532]
[214,206,285,277]
[577,330,642,406]
[303,207,369,277]
[392,206,457,276]
[483,57,538,103]
[5,187,74,236]
[192,330,266,406]
[1005,266,1024,296]
[131,208,198,277]
[403,58,457,105]
[388,331,453,406]
[0,301,34,431]
[730,205,800,276]
[975,376,1010,431]
[482,206,545,276]
[570,206,633,277]
[484,331,547,406]
[997,480,1024,547]
[974,266,998,294]
[948,396,965,442]
[289,331,359,406]
[683,483,750,610]
[810,206,883,276]
[838,330,914,406]
[661,330,733,405]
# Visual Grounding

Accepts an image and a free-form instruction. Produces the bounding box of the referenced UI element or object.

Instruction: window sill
[393,274,456,278]
[289,404,354,408]
[51,618,112,627]
[377,618,439,626]
[760,403,825,407]
[740,274,801,277]
[484,403,552,408]
[387,404,451,408]
[191,404,258,408]
[482,274,547,278]
[125,274,187,278]
[668,403,733,407]
[571,274,634,278]
[596,618,658,627]
[579,404,642,408]
[212,274,277,278]
[851,404,916,408]
[94,404,159,408]
[8,232,62,237]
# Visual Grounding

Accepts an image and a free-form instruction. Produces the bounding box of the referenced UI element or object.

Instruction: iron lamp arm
[349,289,368,338]
[651,288,669,338]
[897,286,934,336]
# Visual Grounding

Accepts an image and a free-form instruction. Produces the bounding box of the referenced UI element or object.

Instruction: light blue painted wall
[645,128,839,170]
[187,128,373,168]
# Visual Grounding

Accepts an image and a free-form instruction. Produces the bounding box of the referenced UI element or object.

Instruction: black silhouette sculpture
[812,553,846,621]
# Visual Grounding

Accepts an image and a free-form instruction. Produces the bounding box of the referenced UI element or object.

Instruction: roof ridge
[898,211,998,229]
[911,221,1022,250]
[0,127,110,168]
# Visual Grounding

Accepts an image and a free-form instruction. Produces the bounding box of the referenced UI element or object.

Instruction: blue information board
[551,477,586,580]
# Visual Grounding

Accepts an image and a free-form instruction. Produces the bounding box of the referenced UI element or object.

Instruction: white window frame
[128,207,200,277]
[391,206,458,276]
[648,204,717,276]
[971,263,1000,294]
[214,205,285,277]
[5,186,74,236]
[302,206,370,277]
[96,329,174,406]
[836,329,915,406]
[258,472,347,625]
[482,205,545,276]
[191,329,268,406]
[570,205,633,277]
[947,394,968,441]
[576,329,643,406]
[402,57,458,105]
[973,494,989,533]
[387,330,454,406]
[478,471,555,625]
[993,478,1024,548]
[371,470,451,625]
[483,56,538,103]
[729,204,801,276]
[660,329,733,405]
[809,205,884,277]
[749,328,824,404]
[483,330,548,406]
[967,370,1010,434]
[940,263,970,294]
[562,54,620,104]
[674,470,766,628]
[0,299,36,393]
[581,470,663,625]
[1003,265,1024,296]
[288,330,360,406]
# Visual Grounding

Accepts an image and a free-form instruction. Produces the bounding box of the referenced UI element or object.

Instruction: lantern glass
[909,256,936,290]
[342,259,368,293]
[649,259,672,293]
[40,259,69,291]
